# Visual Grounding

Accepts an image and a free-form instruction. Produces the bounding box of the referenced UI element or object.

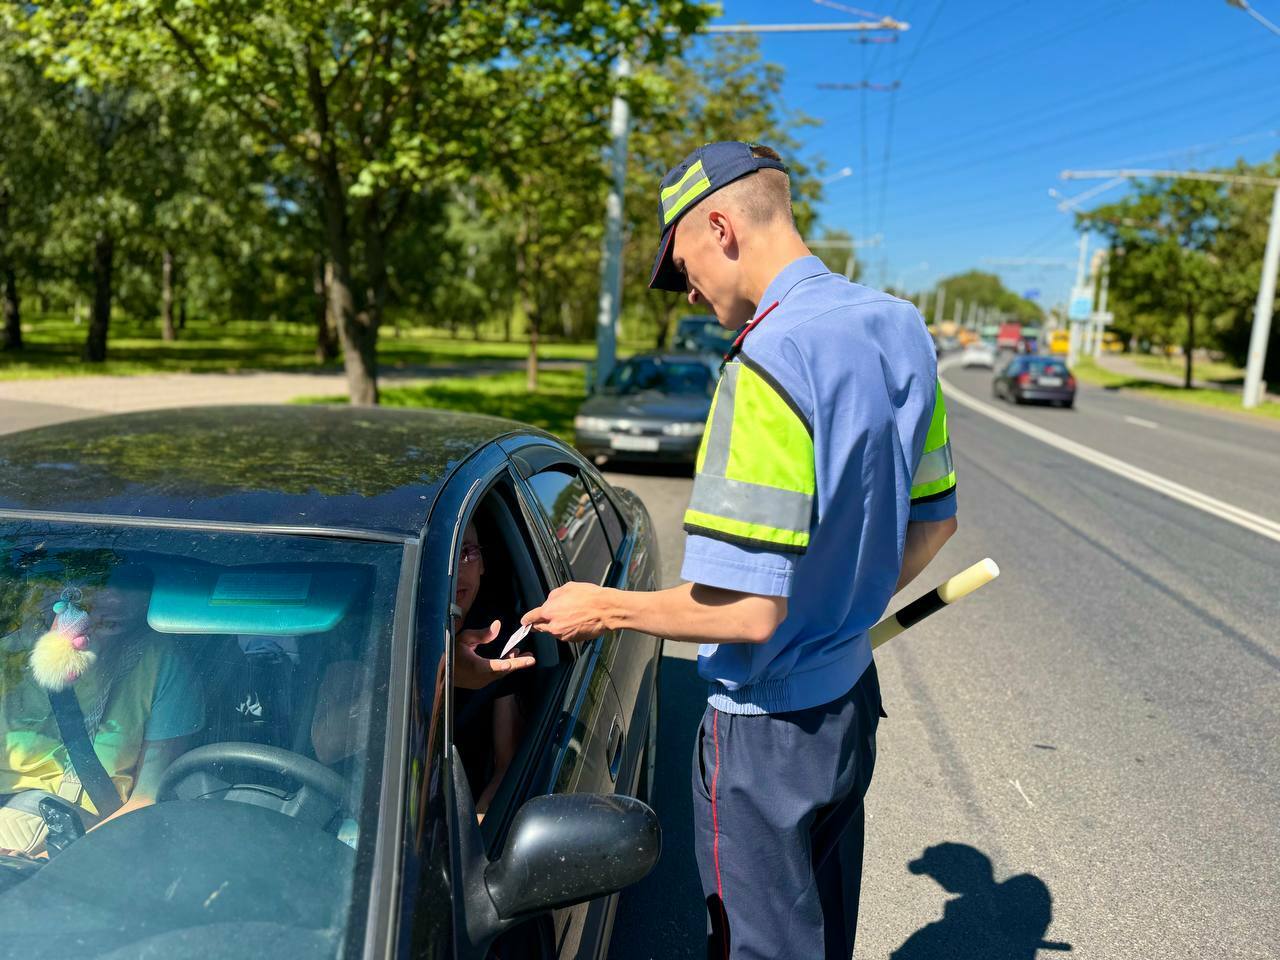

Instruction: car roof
[623,350,719,364]
[0,405,527,538]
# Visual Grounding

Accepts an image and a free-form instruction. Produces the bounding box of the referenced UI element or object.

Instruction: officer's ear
[707,207,737,255]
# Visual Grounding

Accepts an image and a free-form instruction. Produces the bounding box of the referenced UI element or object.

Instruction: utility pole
[1063,168,1280,408]
[1092,251,1111,359]
[1245,183,1280,406]
[593,55,630,388]
[934,285,946,327]
[953,298,963,326]
[1067,233,1089,369]
[592,17,910,386]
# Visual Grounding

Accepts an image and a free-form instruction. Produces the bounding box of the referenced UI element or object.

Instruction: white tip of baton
[937,557,1001,604]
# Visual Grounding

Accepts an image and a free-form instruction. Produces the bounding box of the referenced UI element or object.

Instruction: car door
[579,471,661,798]
[516,459,634,958]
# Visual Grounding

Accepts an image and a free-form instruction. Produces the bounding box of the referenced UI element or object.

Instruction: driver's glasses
[460,544,483,566]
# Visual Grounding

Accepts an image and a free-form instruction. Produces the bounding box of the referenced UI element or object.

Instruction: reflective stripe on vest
[910,381,957,502]
[683,361,815,553]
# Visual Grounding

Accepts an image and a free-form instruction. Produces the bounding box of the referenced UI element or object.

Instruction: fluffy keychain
[29,587,96,691]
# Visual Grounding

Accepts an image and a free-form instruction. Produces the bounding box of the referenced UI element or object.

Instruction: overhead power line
[818,80,902,90]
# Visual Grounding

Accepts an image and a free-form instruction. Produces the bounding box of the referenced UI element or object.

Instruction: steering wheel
[156,742,351,827]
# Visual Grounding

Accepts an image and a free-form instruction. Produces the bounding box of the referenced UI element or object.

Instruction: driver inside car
[311,522,534,817]
[0,562,206,856]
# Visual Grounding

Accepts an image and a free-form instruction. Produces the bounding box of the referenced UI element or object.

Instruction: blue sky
[694,0,1280,308]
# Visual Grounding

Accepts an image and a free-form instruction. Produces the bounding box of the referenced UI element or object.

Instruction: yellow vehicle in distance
[1046,329,1123,356]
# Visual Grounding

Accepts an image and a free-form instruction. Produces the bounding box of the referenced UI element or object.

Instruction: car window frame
[521,465,616,588]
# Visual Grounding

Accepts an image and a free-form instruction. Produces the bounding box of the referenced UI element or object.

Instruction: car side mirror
[484,793,660,920]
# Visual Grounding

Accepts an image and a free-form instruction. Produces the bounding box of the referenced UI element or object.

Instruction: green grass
[0,313,639,381]
[1123,353,1246,385]
[294,368,586,440]
[1074,357,1280,421]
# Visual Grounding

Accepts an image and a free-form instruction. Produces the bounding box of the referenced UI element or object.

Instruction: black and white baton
[869,558,1000,650]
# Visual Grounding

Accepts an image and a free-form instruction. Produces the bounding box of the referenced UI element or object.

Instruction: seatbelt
[47,689,122,818]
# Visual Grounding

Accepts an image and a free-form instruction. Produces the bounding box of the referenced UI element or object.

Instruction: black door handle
[607,716,624,783]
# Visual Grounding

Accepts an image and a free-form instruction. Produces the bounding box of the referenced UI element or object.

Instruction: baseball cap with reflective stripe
[648,141,788,292]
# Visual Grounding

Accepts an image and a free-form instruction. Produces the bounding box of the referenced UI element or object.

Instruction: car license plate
[1039,376,1063,386]
[611,434,660,452]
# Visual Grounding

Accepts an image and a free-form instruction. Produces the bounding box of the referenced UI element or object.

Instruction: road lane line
[1124,415,1159,429]
[940,363,1280,545]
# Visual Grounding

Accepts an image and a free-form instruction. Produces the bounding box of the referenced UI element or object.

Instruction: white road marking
[1124,415,1159,429]
[1009,778,1035,808]
[940,361,1280,545]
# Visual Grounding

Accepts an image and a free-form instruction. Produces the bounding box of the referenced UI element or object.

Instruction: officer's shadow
[890,843,1072,959]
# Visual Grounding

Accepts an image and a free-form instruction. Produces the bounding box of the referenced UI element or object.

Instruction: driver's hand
[455,620,536,690]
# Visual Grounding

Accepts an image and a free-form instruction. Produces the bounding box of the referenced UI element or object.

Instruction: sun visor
[148,563,369,635]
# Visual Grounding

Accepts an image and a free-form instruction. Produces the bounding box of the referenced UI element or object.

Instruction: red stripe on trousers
[711,709,727,960]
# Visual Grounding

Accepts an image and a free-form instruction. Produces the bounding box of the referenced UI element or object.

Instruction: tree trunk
[654,300,675,349]
[0,190,19,351]
[514,240,539,392]
[1,268,21,352]
[1183,305,1195,389]
[320,161,378,405]
[84,232,114,362]
[313,254,338,363]
[361,198,389,377]
[160,248,177,342]
[178,298,187,331]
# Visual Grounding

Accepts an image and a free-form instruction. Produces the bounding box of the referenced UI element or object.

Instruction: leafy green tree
[622,33,822,348]
[1204,157,1280,384]
[0,26,67,350]
[928,270,1042,325]
[1079,178,1232,388]
[19,1,708,402]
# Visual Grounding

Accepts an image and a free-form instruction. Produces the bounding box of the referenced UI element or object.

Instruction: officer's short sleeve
[909,381,957,522]
[680,355,814,598]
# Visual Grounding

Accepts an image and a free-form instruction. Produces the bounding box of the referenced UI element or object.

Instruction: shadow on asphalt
[890,843,1071,959]
[607,654,706,960]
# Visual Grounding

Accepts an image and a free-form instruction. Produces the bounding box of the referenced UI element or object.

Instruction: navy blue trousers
[692,663,883,960]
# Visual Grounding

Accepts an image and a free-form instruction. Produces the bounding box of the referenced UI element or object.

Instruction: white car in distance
[961,343,997,369]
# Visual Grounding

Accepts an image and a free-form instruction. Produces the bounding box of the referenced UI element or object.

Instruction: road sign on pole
[1068,286,1093,321]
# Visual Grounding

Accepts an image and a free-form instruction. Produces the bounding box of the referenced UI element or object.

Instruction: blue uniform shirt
[681,256,957,715]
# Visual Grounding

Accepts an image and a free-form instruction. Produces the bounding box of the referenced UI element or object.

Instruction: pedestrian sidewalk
[0,359,576,416]
[1092,353,1278,400]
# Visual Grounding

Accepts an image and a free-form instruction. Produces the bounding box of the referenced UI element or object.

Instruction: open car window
[0,519,402,956]
[440,478,573,851]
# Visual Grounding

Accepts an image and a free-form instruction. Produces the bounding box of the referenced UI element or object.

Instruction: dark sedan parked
[575,352,717,465]
[993,356,1077,407]
[0,407,663,960]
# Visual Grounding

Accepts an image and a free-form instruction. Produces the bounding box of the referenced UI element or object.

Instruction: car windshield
[1024,358,1068,374]
[603,358,714,396]
[674,319,736,352]
[0,519,403,956]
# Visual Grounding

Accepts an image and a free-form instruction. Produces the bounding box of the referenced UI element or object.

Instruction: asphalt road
[605,371,1279,959]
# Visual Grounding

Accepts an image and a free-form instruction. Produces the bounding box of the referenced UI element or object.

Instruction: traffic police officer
[523,141,959,959]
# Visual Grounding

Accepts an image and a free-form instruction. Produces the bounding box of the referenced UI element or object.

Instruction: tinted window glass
[1026,358,1068,374]
[584,474,625,556]
[527,469,614,584]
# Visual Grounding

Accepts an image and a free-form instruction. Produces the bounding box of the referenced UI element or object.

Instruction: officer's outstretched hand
[521,583,610,644]
[456,620,536,690]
